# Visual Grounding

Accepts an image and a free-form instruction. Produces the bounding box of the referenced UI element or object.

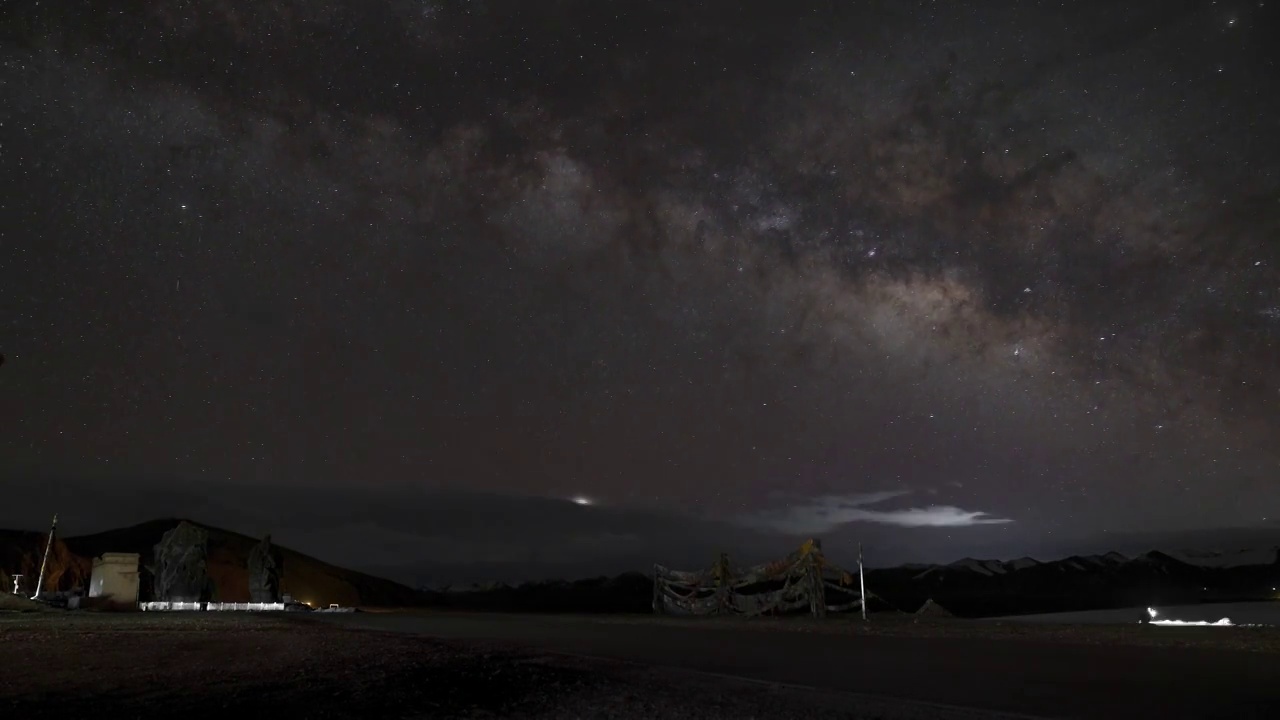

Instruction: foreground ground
[4,610,1280,718]
[315,610,1280,719]
[0,612,1024,719]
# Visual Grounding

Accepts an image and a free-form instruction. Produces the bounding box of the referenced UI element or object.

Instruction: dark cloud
[0,471,794,583]
[3,469,1276,583]
[2,1,1278,578]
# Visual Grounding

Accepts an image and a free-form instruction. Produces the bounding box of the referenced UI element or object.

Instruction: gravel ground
[0,612,1019,719]
[0,594,51,612]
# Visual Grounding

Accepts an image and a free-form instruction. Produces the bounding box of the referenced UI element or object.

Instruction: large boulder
[247,535,283,603]
[153,521,210,602]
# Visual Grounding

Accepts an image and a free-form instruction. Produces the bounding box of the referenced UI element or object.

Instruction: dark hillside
[2,520,425,607]
[0,528,90,594]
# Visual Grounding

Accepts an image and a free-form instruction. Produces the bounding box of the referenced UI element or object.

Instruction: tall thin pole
[31,514,58,600]
[651,564,663,614]
[858,542,867,621]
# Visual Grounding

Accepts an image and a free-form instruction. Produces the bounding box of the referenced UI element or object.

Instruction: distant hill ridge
[907,547,1280,580]
[411,544,1280,617]
[861,544,1280,617]
[408,545,1280,590]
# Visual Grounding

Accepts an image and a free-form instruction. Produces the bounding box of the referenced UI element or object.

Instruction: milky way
[2,0,1278,572]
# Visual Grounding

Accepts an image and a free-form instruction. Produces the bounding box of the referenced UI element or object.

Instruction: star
[3,0,1277,581]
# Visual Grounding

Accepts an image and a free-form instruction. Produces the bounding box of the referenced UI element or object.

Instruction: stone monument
[247,535,283,603]
[153,521,210,602]
[89,553,141,603]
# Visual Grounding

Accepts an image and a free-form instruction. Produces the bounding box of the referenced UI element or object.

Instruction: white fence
[206,602,286,612]
[140,601,204,611]
[653,539,865,618]
[139,601,286,612]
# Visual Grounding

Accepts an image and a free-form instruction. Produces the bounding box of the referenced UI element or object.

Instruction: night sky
[3,0,1278,583]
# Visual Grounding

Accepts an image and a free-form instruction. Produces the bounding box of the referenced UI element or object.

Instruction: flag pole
[858,542,867,621]
[31,514,57,600]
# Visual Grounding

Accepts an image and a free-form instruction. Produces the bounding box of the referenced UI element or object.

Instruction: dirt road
[313,611,1280,719]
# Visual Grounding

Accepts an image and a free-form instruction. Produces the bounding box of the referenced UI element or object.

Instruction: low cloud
[741,492,1014,534]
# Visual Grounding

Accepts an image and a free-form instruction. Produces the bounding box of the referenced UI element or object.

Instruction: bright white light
[571,495,592,506]
[1150,618,1235,627]
[1147,607,1158,619]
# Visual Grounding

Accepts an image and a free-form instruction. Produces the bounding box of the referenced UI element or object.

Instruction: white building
[88,553,140,603]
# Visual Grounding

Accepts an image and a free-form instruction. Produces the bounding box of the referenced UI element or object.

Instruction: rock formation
[153,521,210,602]
[247,534,283,603]
[914,597,954,619]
